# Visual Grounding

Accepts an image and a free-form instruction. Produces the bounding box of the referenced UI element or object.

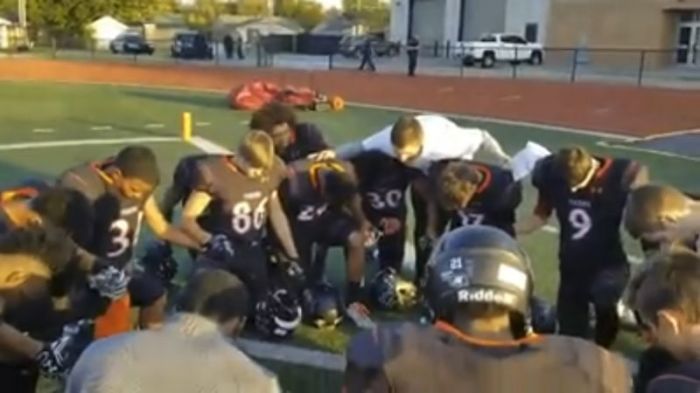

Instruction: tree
[28,0,112,38]
[237,0,270,16]
[183,0,224,29]
[277,0,324,30]
[112,0,176,24]
[342,0,389,32]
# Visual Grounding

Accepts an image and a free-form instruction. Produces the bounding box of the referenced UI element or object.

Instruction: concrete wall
[412,0,447,44]
[504,0,550,43]
[547,0,685,68]
[461,0,507,41]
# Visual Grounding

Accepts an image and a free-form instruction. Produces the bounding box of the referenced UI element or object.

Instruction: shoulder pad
[346,322,408,369]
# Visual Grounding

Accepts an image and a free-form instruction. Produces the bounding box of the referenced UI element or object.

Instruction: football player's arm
[0,318,44,363]
[267,190,299,259]
[334,127,393,161]
[160,183,183,222]
[411,176,440,240]
[143,195,201,249]
[515,191,551,235]
[181,191,214,245]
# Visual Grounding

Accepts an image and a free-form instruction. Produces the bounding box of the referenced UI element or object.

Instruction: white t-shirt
[360,115,491,173]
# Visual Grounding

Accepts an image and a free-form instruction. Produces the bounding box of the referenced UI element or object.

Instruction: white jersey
[66,313,280,393]
[360,115,505,173]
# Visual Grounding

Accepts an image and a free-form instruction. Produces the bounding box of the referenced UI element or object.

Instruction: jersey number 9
[568,208,592,240]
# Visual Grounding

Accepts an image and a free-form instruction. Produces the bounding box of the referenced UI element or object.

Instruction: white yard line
[145,123,165,129]
[597,140,700,162]
[195,121,211,127]
[90,125,112,131]
[188,135,232,154]
[32,128,55,133]
[0,136,180,151]
[637,127,700,142]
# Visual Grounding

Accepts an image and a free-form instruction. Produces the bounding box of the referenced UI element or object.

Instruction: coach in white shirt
[66,269,280,393]
[318,114,511,171]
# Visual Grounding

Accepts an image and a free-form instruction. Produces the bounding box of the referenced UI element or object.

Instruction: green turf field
[1,80,698,392]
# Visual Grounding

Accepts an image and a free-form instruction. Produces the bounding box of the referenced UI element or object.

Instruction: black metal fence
[2,35,698,88]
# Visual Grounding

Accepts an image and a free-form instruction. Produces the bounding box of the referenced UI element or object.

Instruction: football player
[0,226,96,391]
[623,184,700,254]
[249,101,330,162]
[278,157,374,328]
[350,150,419,272]
[180,131,299,302]
[57,145,200,329]
[516,146,649,348]
[343,225,631,392]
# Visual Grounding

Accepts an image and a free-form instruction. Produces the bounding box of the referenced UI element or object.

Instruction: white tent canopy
[88,16,129,49]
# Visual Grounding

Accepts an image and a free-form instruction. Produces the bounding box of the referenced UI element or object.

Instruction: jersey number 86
[231,197,269,234]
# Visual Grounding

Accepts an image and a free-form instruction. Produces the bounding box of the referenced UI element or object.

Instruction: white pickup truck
[452,33,544,68]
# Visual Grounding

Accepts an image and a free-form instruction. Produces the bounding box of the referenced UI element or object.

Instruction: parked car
[171,32,213,60]
[110,35,154,55]
[338,34,400,58]
[453,33,544,68]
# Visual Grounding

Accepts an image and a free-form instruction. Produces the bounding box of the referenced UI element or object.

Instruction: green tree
[28,0,112,37]
[237,0,270,16]
[112,0,176,24]
[183,0,224,29]
[277,0,324,30]
[342,0,389,32]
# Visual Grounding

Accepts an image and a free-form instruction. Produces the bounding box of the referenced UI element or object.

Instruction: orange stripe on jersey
[223,156,240,174]
[89,159,115,185]
[434,320,543,348]
[594,158,613,180]
[94,294,132,339]
[472,164,493,194]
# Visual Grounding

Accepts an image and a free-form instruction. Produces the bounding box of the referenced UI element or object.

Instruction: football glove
[88,262,130,300]
[203,234,235,261]
[36,319,94,379]
[141,241,178,285]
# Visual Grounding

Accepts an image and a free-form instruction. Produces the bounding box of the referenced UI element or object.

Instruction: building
[87,16,130,50]
[390,0,549,44]
[547,0,700,67]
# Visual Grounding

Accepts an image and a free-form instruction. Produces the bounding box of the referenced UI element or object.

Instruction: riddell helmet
[369,267,418,311]
[423,225,533,322]
[255,288,302,339]
[302,281,343,329]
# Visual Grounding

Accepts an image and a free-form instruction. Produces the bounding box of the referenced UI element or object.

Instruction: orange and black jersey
[429,160,522,236]
[279,159,357,224]
[350,151,418,218]
[277,123,330,163]
[57,159,148,267]
[532,156,641,267]
[344,321,631,393]
[190,154,287,243]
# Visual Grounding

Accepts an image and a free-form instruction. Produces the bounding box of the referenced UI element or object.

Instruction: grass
[1,80,699,391]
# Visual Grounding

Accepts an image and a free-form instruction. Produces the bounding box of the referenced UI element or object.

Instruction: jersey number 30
[231,197,269,234]
[367,190,403,210]
[568,208,592,240]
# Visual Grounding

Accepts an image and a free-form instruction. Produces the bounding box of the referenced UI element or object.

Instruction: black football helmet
[302,281,343,329]
[529,296,557,334]
[254,287,302,339]
[369,267,417,311]
[422,225,533,322]
[140,241,178,286]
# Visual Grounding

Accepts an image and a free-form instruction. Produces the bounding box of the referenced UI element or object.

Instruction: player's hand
[379,218,402,235]
[308,149,336,161]
[203,234,235,261]
[141,242,178,284]
[36,319,94,379]
[88,262,130,300]
[360,221,378,247]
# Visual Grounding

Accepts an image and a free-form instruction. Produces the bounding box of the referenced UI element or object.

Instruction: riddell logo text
[457,289,516,305]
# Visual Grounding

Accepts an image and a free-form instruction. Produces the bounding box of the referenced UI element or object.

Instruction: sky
[312,0,343,9]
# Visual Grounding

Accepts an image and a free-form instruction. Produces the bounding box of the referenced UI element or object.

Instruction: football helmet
[529,296,557,334]
[254,287,302,339]
[423,225,533,322]
[302,281,343,329]
[140,241,178,286]
[369,267,417,311]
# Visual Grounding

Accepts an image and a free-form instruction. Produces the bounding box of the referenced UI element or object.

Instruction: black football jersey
[344,322,631,393]
[58,160,147,267]
[277,123,329,163]
[279,158,355,225]
[532,156,640,267]
[431,160,521,236]
[171,154,211,199]
[351,151,416,219]
[190,155,287,243]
